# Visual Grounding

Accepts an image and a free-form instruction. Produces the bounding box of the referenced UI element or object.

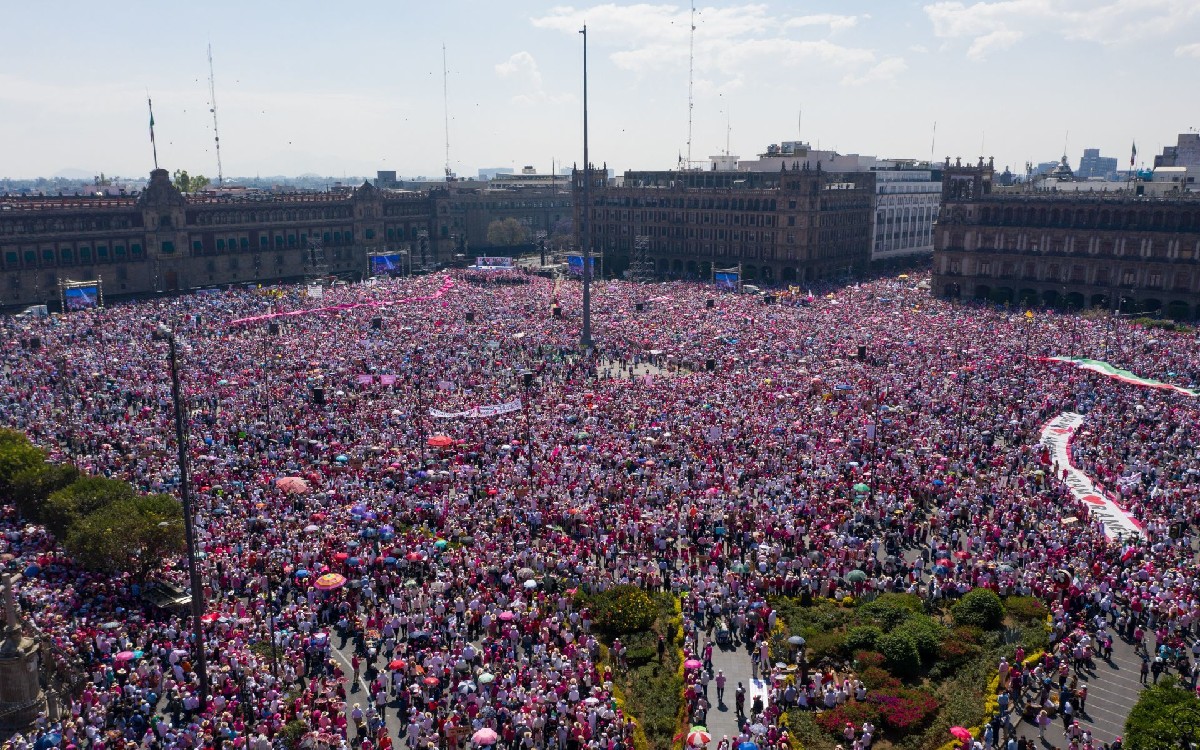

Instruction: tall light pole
[152,323,210,712]
[579,24,593,348]
[521,370,535,478]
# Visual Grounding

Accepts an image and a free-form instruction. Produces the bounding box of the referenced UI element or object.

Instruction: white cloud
[842,56,908,86]
[531,4,889,87]
[496,51,544,88]
[967,28,1023,60]
[1177,42,1200,57]
[784,14,862,32]
[495,51,572,106]
[925,0,1200,59]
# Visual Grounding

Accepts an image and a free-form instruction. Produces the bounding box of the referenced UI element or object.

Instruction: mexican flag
[1041,356,1197,397]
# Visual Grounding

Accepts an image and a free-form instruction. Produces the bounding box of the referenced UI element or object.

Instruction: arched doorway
[760,266,774,283]
[1141,298,1161,314]
[943,282,961,299]
[1017,288,1038,306]
[781,267,797,282]
[742,265,758,281]
[974,284,991,300]
[685,260,699,277]
[1090,294,1109,310]
[657,258,669,274]
[1065,292,1086,310]
[1167,300,1192,321]
[991,287,1014,305]
[1042,290,1060,308]
[671,259,683,274]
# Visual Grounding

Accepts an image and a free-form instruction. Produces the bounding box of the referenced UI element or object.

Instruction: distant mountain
[53,168,94,179]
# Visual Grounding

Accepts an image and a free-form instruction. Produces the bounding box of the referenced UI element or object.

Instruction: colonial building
[0,169,450,309]
[572,162,874,284]
[932,158,1200,320]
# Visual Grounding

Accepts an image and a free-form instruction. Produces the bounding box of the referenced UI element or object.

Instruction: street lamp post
[413,347,426,444]
[247,517,279,681]
[521,370,535,478]
[152,323,210,713]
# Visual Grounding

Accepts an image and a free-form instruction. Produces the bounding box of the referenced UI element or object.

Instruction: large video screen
[566,255,596,276]
[714,272,740,291]
[64,285,99,311]
[369,254,403,275]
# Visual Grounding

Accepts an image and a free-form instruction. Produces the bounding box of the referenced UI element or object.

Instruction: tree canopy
[0,428,48,498]
[172,170,211,193]
[1124,677,1200,750]
[65,494,185,582]
[486,218,529,247]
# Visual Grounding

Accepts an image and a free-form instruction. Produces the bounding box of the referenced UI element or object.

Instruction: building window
[240,238,249,250]
[42,249,55,264]
[217,239,226,250]
[80,248,91,263]
[260,236,269,248]
[365,229,376,239]
[23,250,35,266]
[5,251,18,266]
[193,240,204,252]
[160,241,174,254]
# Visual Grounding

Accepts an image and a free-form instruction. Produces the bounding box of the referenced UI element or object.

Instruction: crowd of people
[1,268,1198,750]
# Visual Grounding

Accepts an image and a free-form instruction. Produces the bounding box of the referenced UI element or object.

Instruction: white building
[713,143,941,262]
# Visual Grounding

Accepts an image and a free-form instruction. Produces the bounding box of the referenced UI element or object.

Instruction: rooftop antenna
[1063,130,1069,160]
[207,43,224,186]
[930,121,936,165]
[443,43,452,181]
[686,0,695,169]
[798,106,802,142]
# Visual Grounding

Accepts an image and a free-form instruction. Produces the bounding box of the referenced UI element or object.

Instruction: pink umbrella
[498,611,515,622]
[275,476,310,495]
[114,651,135,662]
[472,728,499,746]
[683,658,703,669]
[949,727,972,743]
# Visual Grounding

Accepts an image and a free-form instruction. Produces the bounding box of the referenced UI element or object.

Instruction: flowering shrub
[859,666,901,691]
[1003,596,1049,625]
[588,584,657,635]
[813,700,882,735]
[854,650,886,670]
[867,687,940,732]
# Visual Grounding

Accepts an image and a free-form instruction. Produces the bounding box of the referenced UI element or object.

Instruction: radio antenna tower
[207,44,224,186]
[685,0,695,170]
[443,43,453,181]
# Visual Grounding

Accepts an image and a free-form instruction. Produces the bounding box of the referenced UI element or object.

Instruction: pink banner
[229,277,455,326]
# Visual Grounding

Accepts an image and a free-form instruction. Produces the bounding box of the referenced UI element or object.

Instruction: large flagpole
[579,24,593,348]
[148,97,159,170]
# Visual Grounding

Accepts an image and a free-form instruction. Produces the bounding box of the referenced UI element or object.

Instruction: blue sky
[2,0,1198,180]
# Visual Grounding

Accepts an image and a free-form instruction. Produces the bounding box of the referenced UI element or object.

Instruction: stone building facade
[0,169,450,309]
[571,164,874,283]
[932,159,1200,320]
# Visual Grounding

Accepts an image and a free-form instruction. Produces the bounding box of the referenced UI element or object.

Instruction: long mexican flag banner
[1041,356,1198,397]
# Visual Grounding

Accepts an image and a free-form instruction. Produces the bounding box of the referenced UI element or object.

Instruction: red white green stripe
[1041,357,1198,397]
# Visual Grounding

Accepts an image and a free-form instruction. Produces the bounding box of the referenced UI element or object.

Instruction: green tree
[877,631,922,678]
[64,494,185,581]
[10,462,81,522]
[486,217,529,247]
[1124,677,1200,750]
[952,588,1006,630]
[0,429,47,498]
[171,170,210,193]
[43,476,137,540]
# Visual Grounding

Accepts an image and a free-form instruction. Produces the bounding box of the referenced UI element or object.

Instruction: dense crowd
[1,269,1198,750]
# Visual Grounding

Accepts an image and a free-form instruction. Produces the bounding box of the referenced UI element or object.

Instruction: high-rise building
[1155,133,1200,168]
[1077,149,1118,180]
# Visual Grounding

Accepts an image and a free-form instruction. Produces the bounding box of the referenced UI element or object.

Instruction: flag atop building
[1130,141,1137,168]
